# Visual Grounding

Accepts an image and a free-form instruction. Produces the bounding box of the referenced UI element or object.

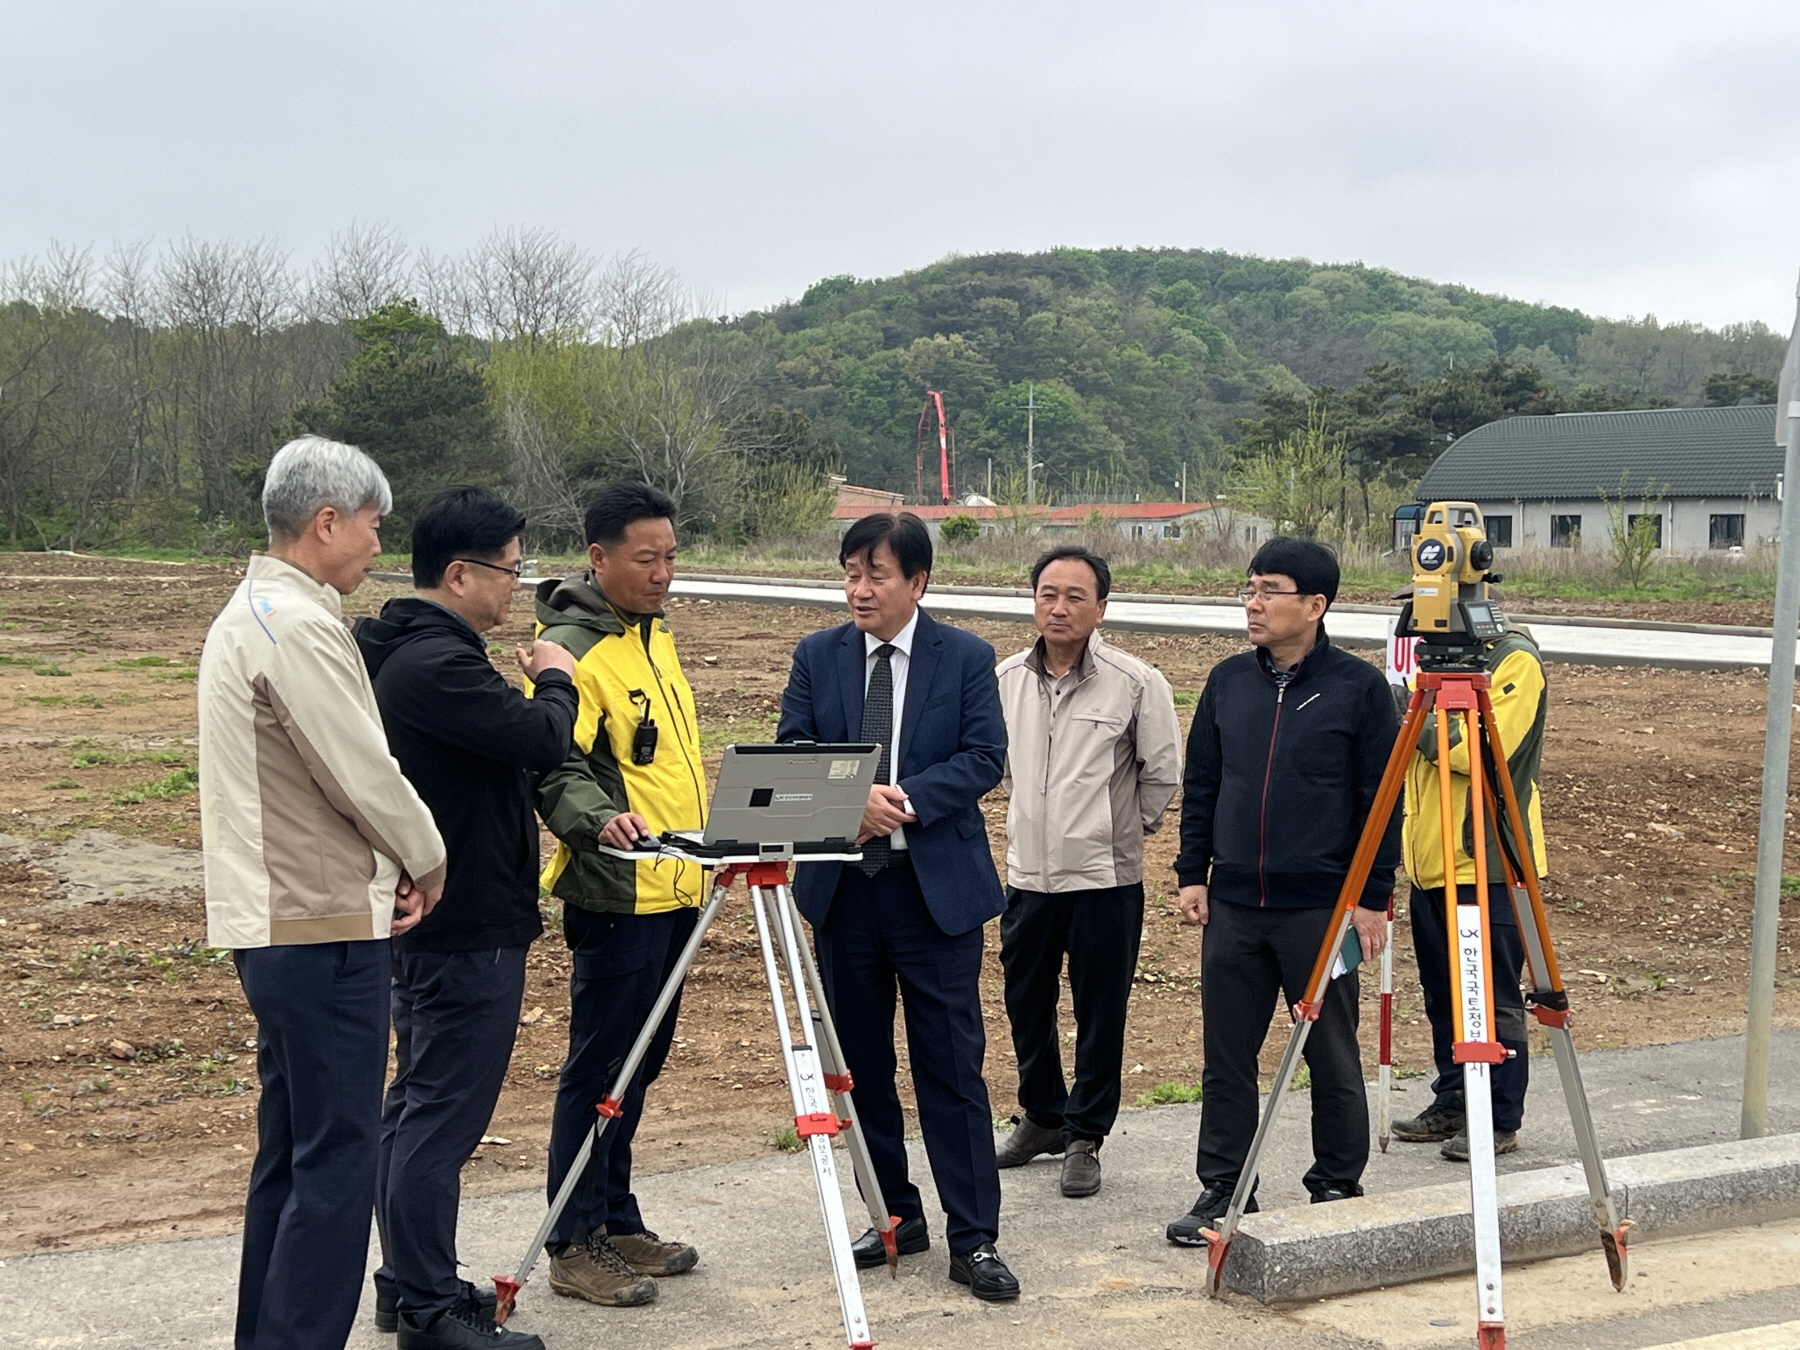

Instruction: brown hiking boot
[994,1116,1063,1168]
[605,1228,699,1277]
[547,1234,658,1307]
[1060,1139,1102,1198]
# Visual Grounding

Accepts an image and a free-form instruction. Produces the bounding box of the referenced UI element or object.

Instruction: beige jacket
[997,630,1182,892]
[198,553,446,949]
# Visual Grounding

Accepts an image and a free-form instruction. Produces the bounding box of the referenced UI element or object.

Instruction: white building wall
[1470,496,1779,556]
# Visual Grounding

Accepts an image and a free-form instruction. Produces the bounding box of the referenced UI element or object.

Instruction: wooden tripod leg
[1200,688,1429,1297]
[1475,695,1630,1291]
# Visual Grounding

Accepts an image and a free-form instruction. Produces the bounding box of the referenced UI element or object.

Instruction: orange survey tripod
[1201,663,1630,1350]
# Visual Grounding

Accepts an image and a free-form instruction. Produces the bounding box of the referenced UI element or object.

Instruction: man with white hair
[200,435,448,1350]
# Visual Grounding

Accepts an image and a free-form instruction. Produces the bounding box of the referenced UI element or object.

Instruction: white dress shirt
[863,608,920,850]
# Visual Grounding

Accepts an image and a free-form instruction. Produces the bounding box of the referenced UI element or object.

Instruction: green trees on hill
[726,248,1784,502]
[0,233,1786,553]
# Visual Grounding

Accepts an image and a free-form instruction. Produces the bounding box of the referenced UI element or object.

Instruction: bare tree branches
[310,222,410,324]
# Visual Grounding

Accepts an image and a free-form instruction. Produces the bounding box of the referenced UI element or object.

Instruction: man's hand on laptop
[599,812,653,850]
[857,784,916,844]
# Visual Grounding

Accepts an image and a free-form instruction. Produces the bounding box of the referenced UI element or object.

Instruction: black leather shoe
[396,1296,543,1350]
[1309,1181,1365,1203]
[1165,1184,1258,1246]
[376,1281,497,1334]
[851,1215,929,1268]
[949,1242,1020,1301]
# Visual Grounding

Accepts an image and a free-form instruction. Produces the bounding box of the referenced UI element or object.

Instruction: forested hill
[724,246,1785,499]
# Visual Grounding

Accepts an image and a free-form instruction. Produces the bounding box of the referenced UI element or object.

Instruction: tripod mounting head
[1398,500,1509,671]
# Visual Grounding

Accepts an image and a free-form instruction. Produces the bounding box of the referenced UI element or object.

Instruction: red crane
[915,391,955,505]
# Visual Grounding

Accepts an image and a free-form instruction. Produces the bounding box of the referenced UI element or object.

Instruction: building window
[1710,514,1745,549]
[1165,523,1182,539]
[1550,514,1582,548]
[1485,514,1513,548]
[1627,513,1664,548]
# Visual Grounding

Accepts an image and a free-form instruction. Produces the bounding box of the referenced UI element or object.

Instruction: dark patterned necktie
[857,643,897,876]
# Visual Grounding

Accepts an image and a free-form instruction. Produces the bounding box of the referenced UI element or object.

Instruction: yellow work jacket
[528,574,707,914]
[1402,634,1548,892]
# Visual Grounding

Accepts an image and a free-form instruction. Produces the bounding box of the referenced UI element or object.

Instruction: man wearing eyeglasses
[355,486,579,1349]
[1165,537,1401,1246]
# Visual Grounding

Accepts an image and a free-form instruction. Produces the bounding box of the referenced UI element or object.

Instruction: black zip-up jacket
[354,597,580,952]
[1174,631,1401,910]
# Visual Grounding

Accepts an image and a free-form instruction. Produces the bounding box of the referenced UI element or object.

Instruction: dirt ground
[0,552,1796,1258]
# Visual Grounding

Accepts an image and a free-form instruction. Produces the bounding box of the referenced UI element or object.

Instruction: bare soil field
[0,553,1796,1258]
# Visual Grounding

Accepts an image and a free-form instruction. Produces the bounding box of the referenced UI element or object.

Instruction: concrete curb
[1224,1132,1800,1304]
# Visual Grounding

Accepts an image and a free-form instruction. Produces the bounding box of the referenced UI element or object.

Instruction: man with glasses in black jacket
[1165,537,1400,1246]
[356,487,581,1350]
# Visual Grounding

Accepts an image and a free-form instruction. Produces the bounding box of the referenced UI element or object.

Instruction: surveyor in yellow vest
[529,482,706,1311]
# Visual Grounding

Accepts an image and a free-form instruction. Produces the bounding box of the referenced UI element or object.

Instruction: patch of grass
[769,1125,805,1153]
[112,656,172,668]
[110,765,199,805]
[46,778,80,790]
[152,669,198,682]
[1135,1081,1203,1107]
[1394,1066,1429,1081]
[1172,689,1199,707]
[71,750,120,767]
[23,693,107,707]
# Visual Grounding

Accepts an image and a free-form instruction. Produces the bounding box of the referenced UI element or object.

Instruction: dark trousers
[1409,885,1530,1131]
[816,860,1001,1255]
[1196,901,1368,1197]
[374,945,529,1319]
[233,940,389,1350]
[546,904,697,1245]
[999,882,1144,1144]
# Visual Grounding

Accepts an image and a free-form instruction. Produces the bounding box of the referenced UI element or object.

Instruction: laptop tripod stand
[1201,666,1629,1350]
[491,842,898,1350]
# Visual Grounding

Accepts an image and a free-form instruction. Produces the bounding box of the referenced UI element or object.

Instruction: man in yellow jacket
[530,482,707,1311]
[1393,625,1546,1161]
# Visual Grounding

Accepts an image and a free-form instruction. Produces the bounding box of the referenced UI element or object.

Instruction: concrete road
[3,1032,1794,1349]
[669,576,1778,671]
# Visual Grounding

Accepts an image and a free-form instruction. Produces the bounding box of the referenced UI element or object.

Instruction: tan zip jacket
[199,553,446,949]
[997,630,1182,893]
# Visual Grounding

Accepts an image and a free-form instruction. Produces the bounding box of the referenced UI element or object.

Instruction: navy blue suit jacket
[776,607,1007,937]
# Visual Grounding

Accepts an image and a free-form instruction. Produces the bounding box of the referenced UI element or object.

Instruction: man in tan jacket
[994,545,1181,1198]
[199,435,446,1350]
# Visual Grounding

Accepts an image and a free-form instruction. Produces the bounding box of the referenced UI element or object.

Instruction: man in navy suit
[776,511,1019,1302]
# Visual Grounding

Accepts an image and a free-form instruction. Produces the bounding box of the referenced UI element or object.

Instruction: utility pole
[1022,383,1039,507]
[1181,461,1187,504]
[1745,270,1800,1138]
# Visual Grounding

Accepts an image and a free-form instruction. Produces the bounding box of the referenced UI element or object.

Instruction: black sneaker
[948,1242,1020,1301]
[851,1215,929,1268]
[396,1293,544,1350]
[376,1281,497,1334]
[1391,1098,1466,1143]
[1165,1184,1258,1246]
[1309,1182,1364,1203]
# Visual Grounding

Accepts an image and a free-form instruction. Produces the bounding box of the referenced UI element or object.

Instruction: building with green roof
[1414,404,1782,555]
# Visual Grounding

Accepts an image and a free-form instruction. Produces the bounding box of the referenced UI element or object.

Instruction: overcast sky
[7,1,1800,330]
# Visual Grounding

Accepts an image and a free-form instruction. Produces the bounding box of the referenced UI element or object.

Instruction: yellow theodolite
[1400,500,1508,668]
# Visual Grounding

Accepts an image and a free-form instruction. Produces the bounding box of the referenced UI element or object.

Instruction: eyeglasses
[455,557,524,580]
[1235,585,1308,603]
